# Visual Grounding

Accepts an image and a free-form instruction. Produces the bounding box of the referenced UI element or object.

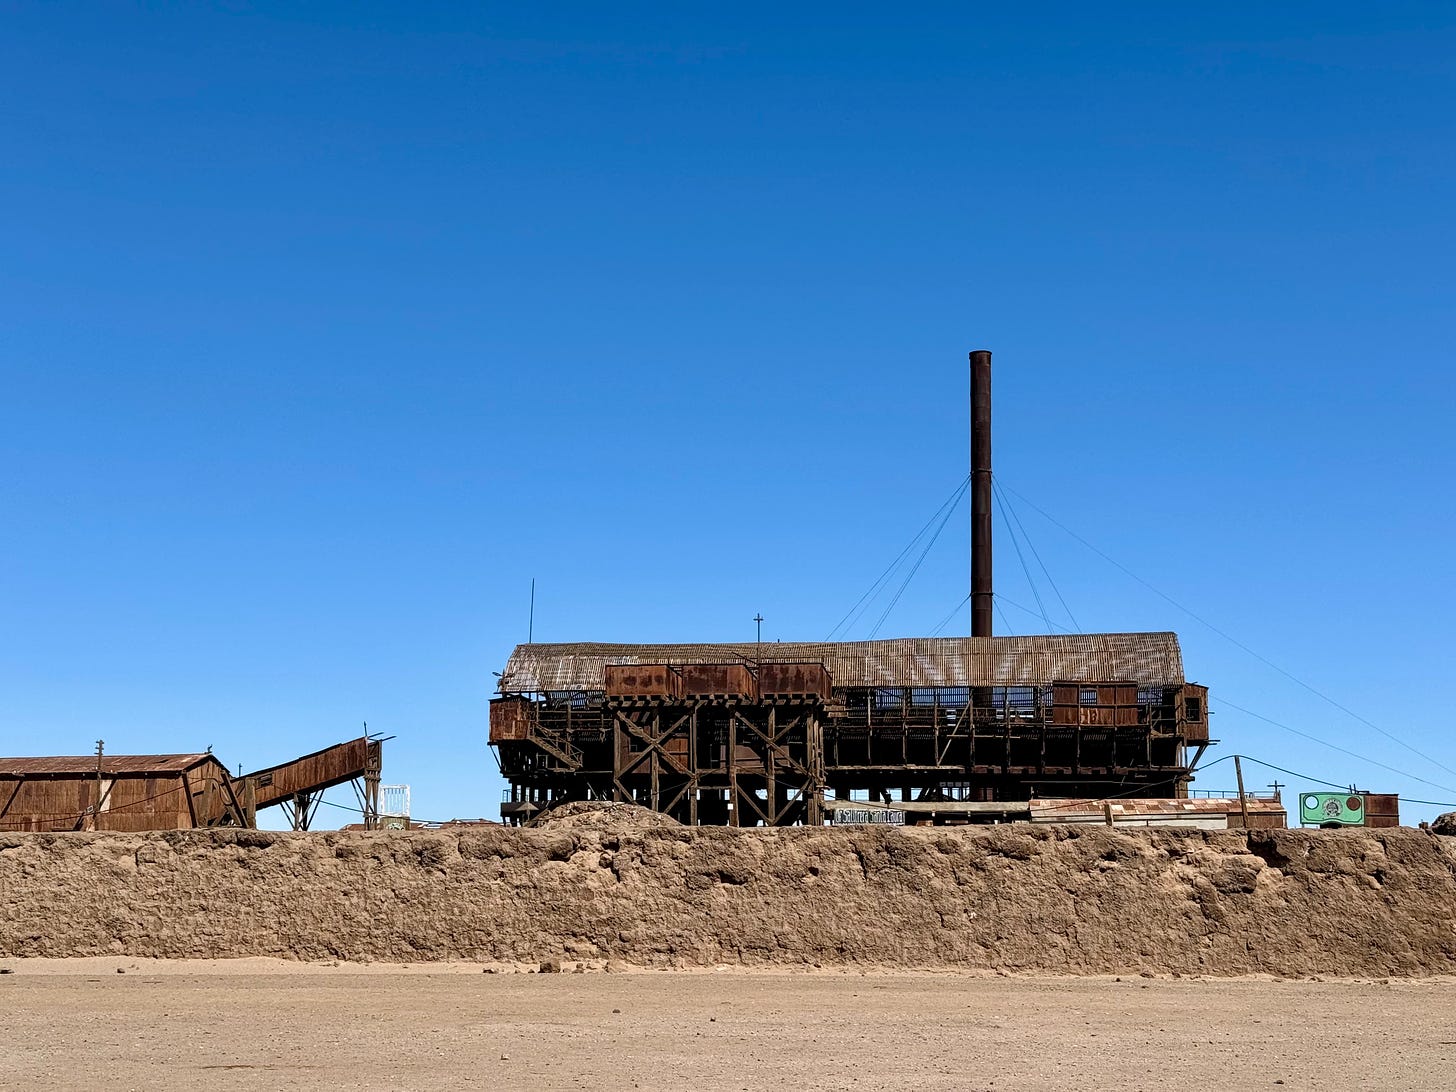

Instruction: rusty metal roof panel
[0,754,212,777]
[499,633,1185,693]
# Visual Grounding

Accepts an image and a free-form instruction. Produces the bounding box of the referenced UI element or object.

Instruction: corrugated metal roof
[0,754,214,777]
[499,633,1185,692]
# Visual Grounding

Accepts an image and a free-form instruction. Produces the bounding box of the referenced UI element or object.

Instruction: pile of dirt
[531,800,681,831]
[1,824,1453,976]
[1431,812,1456,836]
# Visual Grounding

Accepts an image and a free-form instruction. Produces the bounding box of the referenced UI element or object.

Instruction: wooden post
[765,707,778,826]
[727,712,739,827]
[688,708,699,826]
[807,710,824,826]
[363,740,382,830]
[83,739,104,832]
[1103,800,1114,827]
[1235,755,1250,828]
[650,712,660,813]
[612,712,627,803]
[181,769,198,828]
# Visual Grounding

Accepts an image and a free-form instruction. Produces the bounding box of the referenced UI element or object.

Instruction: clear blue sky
[3,4,1453,826]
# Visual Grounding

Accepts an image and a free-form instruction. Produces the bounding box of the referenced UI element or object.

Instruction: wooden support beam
[0,780,22,824]
[727,714,738,827]
[180,769,198,828]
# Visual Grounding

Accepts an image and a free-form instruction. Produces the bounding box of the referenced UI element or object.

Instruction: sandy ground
[2,961,1454,1091]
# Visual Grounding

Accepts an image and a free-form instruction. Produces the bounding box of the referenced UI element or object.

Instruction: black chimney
[970,350,993,637]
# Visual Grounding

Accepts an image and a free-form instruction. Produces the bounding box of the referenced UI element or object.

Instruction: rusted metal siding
[488,697,532,742]
[1364,794,1400,828]
[499,634,1186,694]
[757,662,832,701]
[680,663,755,698]
[604,664,684,700]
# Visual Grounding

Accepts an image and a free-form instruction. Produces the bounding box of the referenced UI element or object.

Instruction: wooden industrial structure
[0,736,383,832]
[491,350,1226,826]
[491,634,1213,826]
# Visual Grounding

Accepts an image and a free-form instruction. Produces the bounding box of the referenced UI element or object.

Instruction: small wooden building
[0,737,383,832]
[0,754,240,832]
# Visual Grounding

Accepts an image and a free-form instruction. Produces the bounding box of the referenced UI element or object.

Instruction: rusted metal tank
[604,664,684,700]
[488,697,531,742]
[1363,793,1400,828]
[757,662,832,701]
[679,663,755,698]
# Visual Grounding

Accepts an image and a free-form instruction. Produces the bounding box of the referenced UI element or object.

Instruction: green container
[1300,792,1365,826]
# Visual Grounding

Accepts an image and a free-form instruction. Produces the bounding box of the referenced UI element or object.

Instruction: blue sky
[3,3,1453,826]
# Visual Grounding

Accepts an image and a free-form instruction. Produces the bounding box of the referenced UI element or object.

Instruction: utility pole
[1234,755,1250,828]
[92,739,104,831]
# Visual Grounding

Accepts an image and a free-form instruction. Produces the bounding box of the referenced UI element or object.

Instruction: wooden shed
[0,753,241,832]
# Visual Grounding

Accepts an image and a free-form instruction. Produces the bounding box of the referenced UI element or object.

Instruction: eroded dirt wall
[3,824,1455,976]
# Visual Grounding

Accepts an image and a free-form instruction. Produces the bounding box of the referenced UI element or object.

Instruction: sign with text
[830,808,906,826]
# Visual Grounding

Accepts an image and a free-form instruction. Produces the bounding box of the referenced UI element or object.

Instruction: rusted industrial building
[0,736,383,832]
[491,634,1211,825]
[490,350,1226,826]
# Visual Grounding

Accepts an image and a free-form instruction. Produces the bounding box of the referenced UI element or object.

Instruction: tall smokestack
[970,350,993,637]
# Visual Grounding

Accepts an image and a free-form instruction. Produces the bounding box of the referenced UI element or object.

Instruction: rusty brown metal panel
[680,663,754,697]
[1364,794,1400,826]
[757,662,832,700]
[604,664,683,700]
[489,697,532,742]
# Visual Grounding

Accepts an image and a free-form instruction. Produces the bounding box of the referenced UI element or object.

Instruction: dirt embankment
[2,819,1454,976]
